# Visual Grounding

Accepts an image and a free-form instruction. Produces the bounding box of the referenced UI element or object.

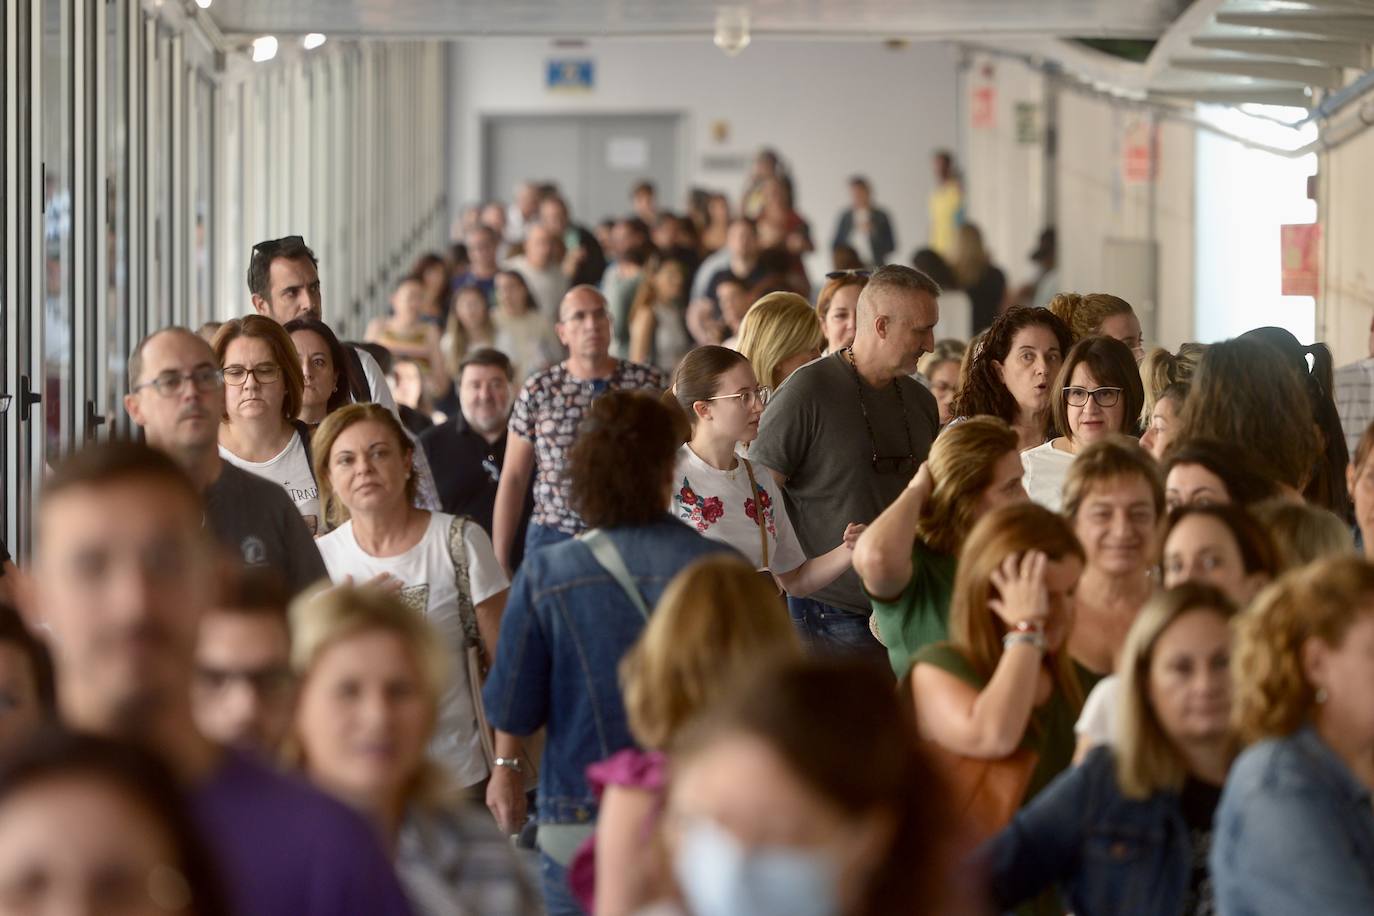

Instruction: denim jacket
[976,745,1193,915]
[1211,725,1374,915]
[481,515,737,825]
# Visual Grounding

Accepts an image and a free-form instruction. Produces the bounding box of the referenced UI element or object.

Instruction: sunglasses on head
[826,269,872,280]
[250,235,306,259]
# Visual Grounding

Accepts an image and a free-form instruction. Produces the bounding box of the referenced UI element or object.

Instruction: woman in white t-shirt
[665,345,863,594]
[1022,335,1144,512]
[311,402,528,834]
[214,316,322,534]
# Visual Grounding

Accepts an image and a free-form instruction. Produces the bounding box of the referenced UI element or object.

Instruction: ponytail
[665,346,751,435]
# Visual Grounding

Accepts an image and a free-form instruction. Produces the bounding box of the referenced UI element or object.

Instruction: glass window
[104,0,130,430]
[193,73,213,322]
[42,0,74,461]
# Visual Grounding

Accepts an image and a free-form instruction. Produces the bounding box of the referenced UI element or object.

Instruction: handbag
[445,515,537,781]
[922,742,1037,845]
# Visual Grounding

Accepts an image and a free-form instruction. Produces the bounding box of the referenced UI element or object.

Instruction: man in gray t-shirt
[750,264,940,667]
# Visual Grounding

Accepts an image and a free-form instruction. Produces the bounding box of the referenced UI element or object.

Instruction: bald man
[124,326,326,595]
[491,286,664,572]
[750,264,941,668]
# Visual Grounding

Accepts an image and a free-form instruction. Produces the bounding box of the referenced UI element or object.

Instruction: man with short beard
[420,348,534,569]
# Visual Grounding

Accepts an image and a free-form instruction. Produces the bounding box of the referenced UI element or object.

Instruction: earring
[1315,686,1329,704]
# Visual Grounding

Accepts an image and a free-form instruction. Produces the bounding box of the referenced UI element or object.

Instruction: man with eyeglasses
[124,327,327,596]
[22,441,413,916]
[491,285,665,574]
[750,264,941,671]
[192,567,296,755]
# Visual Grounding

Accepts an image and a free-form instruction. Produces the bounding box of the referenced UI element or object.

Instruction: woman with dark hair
[949,307,1074,452]
[665,656,956,916]
[285,317,360,432]
[480,390,737,916]
[1162,438,1281,511]
[912,248,972,343]
[1021,336,1145,512]
[952,223,1007,334]
[409,252,452,324]
[1174,337,1320,502]
[0,605,54,753]
[0,729,232,916]
[1161,504,1281,605]
[1240,326,1351,518]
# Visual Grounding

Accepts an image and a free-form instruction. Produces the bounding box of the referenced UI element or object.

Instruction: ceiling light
[303,33,327,50]
[250,36,278,63]
[714,7,751,57]
[194,0,212,8]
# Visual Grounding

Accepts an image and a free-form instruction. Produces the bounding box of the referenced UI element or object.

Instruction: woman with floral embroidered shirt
[665,345,863,594]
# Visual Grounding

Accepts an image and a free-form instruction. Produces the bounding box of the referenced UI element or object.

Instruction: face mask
[674,817,841,916]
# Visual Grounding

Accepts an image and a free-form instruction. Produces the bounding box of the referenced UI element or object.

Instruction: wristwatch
[493,757,524,774]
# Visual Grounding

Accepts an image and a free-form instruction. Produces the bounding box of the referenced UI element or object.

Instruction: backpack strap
[578,528,651,621]
[292,419,315,473]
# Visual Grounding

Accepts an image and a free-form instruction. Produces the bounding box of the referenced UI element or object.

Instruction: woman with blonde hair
[736,291,824,391]
[1211,555,1374,913]
[855,416,1028,675]
[1048,293,1144,358]
[1250,498,1354,570]
[667,345,861,595]
[952,223,1007,334]
[917,338,967,426]
[1139,343,1204,423]
[568,555,800,915]
[979,583,1239,915]
[815,270,867,355]
[309,403,526,829]
[909,503,1087,827]
[287,584,540,916]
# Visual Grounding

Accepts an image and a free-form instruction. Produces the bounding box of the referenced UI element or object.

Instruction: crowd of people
[0,147,1371,916]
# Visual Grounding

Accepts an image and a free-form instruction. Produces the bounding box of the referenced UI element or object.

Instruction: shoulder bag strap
[445,515,483,656]
[578,528,652,621]
[741,458,769,569]
[292,419,315,474]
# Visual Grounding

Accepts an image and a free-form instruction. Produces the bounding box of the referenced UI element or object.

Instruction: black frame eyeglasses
[825,269,872,280]
[132,367,225,398]
[842,348,917,475]
[1063,386,1123,408]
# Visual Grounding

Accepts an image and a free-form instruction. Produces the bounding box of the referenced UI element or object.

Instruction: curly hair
[1233,555,1374,744]
[917,416,1019,556]
[1174,337,1319,492]
[1047,292,1134,344]
[948,307,1073,426]
[570,390,688,528]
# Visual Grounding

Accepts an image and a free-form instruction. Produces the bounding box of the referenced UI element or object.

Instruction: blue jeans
[524,523,574,559]
[539,853,586,916]
[787,596,891,676]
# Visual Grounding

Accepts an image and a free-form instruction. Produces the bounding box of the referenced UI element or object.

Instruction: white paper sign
[606,137,649,170]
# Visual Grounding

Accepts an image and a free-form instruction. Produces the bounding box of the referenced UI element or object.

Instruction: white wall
[448,38,961,283]
[1318,126,1374,365]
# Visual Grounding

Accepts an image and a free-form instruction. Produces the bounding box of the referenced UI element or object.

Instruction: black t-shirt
[1179,776,1223,916]
[420,414,533,569]
[205,462,329,596]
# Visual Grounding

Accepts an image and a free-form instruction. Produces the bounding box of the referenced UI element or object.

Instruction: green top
[867,541,958,677]
[911,642,1080,805]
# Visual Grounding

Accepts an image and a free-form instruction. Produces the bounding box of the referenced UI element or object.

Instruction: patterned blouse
[509,360,665,533]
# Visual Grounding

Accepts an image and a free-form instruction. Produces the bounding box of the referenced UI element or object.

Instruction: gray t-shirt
[750,351,939,614]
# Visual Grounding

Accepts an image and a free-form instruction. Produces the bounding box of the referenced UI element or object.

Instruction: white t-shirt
[1021,440,1077,513]
[1075,674,1120,749]
[672,445,806,574]
[316,512,510,787]
[220,434,321,536]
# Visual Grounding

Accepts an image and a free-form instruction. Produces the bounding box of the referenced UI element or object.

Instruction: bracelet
[1009,619,1046,636]
[1003,630,1047,653]
[493,757,524,774]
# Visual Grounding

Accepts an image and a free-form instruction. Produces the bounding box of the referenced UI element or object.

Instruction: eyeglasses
[1063,386,1123,408]
[222,363,282,386]
[825,269,872,280]
[703,386,772,410]
[842,348,917,475]
[132,366,225,398]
